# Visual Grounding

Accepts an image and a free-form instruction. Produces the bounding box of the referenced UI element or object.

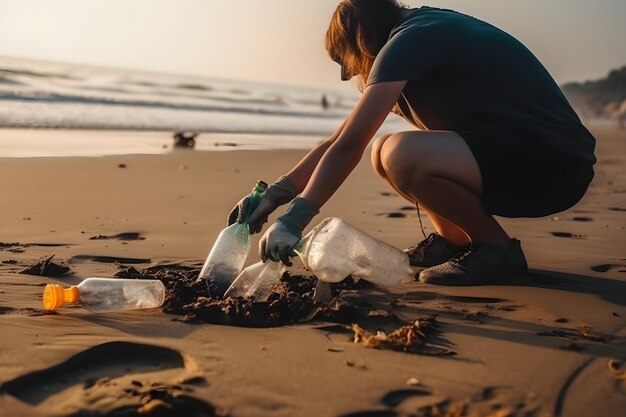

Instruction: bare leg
[371,135,470,246]
[371,131,510,249]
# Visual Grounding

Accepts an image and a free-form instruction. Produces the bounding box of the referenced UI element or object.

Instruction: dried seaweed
[351,317,456,356]
[19,255,70,277]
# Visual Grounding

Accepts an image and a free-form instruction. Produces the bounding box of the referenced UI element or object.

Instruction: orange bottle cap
[43,284,80,311]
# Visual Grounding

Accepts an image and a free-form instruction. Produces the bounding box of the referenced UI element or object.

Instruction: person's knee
[380,133,427,190]
[370,134,393,178]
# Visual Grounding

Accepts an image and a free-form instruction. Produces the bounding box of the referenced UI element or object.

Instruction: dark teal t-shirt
[367,6,596,165]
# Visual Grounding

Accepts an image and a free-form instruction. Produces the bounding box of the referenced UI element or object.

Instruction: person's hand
[259,198,319,265]
[227,176,297,233]
[259,221,300,265]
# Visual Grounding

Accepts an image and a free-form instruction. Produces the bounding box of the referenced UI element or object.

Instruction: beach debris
[608,360,626,381]
[89,232,145,241]
[406,377,421,386]
[0,242,21,248]
[351,317,456,356]
[118,163,127,168]
[344,359,367,370]
[173,131,197,148]
[327,347,344,353]
[20,255,70,277]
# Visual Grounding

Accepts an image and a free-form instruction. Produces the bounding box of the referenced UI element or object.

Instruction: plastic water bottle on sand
[223,261,281,299]
[198,180,268,296]
[293,217,417,286]
[43,278,165,312]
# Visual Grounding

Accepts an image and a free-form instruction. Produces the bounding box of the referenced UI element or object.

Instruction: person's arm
[282,118,348,193]
[301,80,407,207]
[235,118,349,232]
[258,80,407,263]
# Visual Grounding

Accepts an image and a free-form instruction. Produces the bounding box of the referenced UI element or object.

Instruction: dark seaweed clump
[115,264,333,327]
[115,264,452,355]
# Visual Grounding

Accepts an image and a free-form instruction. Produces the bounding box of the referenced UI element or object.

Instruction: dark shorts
[458,129,595,218]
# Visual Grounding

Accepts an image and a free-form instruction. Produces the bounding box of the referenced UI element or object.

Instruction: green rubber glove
[259,198,319,265]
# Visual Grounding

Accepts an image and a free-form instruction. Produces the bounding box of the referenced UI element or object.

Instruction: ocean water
[0,56,407,136]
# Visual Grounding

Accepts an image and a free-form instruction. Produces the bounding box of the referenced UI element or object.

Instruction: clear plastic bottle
[223,261,280,300]
[198,180,268,296]
[43,278,166,312]
[293,217,417,286]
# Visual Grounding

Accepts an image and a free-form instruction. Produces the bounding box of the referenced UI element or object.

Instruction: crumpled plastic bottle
[198,180,268,296]
[223,260,281,300]
[293,217,417,286]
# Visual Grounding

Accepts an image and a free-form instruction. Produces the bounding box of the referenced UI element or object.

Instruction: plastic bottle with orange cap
[43,278,165,312]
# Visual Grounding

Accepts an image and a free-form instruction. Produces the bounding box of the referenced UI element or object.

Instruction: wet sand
[0,126,625,416]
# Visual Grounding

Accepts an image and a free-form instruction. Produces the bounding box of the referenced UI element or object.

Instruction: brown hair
[325,0,407,90]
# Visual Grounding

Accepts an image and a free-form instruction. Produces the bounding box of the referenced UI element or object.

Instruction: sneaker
[419,239,528,285]
[405,233,463,267]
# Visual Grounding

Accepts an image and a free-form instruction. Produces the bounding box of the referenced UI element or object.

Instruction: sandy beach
[0,125,624,417]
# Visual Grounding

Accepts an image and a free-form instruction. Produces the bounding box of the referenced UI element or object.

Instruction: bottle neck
[65,286,80,304]
[43,284,80,311]
[252,181,268,195]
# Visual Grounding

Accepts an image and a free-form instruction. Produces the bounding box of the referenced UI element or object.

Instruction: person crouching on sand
[227,0,596,285]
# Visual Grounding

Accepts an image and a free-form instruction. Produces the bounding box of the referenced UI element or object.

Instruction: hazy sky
[1,0,625,90]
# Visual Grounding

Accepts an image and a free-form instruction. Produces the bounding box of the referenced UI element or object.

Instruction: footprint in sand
[0,341,221,416]
[0,341,184,405]
[380,388,433,407]
[336,387,446,417]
